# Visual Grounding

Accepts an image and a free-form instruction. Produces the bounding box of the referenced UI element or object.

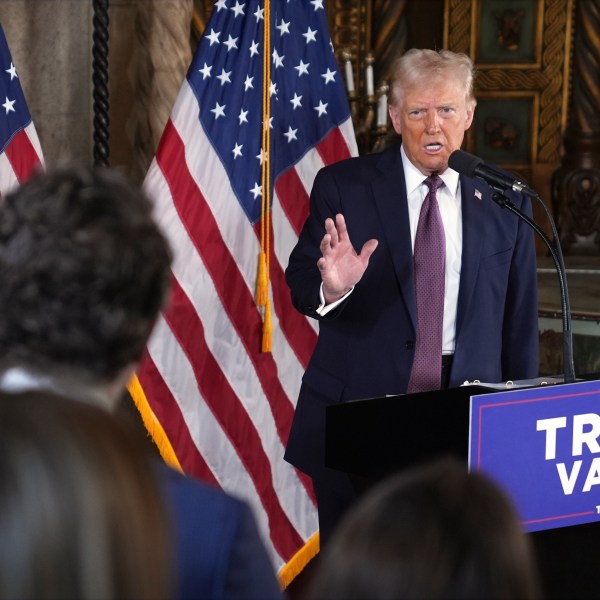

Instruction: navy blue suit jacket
[284,145,539,480]
[157,463,282,600]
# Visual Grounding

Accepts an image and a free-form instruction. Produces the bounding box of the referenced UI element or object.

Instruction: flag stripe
[137,1,358,575]
[169,84,318,377]
[315,121,353,165]
[150,122,317,551]
[145,274,317,566]
[274,168,310,237]
[161,276,304,559]
[144,148,317,542]
[136,354,220,486]
[0,25,44,197]
[156,120,296,444]
[23,122,44,165]
[0,151,18,199]
[5,126,41,182]
[254,218,317,370]
[146,313,280,553]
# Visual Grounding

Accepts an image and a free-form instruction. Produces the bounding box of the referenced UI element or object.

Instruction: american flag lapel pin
[474,189,482,200]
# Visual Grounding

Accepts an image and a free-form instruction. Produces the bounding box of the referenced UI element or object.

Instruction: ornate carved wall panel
[445,0,573,182]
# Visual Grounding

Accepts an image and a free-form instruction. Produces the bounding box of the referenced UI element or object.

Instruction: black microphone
[448,149,534,196]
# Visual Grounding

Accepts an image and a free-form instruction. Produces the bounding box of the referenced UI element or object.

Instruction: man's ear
[388,104,402,136]
[464,104,476,130]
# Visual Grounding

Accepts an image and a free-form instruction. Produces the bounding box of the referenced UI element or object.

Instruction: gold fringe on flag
[278,532,320,589]
[127,373,183,473]
[256,0,272,352]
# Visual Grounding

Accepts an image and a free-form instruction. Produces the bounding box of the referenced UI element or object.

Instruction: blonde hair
[389,48,477,109]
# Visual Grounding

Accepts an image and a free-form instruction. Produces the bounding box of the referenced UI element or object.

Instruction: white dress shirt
[401,146,462,354]
[317,146,463,354]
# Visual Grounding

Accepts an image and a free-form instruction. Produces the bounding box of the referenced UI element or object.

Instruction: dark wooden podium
[325,383,600,599]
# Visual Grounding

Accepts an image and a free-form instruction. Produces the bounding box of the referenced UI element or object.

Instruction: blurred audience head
[0,166,172,392]
[309,457,540,600]
[0,390,171,599]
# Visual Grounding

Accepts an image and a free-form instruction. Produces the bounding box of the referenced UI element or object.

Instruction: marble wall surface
[0,0,138,172]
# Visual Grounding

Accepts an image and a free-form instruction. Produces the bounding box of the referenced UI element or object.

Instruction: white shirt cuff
[316,283,354,316]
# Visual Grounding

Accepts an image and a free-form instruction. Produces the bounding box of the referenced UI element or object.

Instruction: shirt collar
[0,364,114,410]
[400,145,461,197]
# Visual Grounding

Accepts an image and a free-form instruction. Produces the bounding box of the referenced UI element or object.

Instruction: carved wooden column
[553,0,600,254]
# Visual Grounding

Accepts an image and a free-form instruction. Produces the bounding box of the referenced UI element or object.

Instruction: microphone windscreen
[448,150,483,178]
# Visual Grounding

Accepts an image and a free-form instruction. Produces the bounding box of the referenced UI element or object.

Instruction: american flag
[0,24,43,196]
[130,0,357,583]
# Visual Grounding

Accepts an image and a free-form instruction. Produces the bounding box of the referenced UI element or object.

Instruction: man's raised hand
[317,214,378,304]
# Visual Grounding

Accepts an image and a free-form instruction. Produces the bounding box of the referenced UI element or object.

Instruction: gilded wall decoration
[445,0,572,171]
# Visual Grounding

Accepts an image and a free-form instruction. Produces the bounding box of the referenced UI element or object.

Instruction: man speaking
[284,48,539,545]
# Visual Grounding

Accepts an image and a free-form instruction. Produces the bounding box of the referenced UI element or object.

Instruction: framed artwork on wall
[471,92,538,166]
[474,0,543,65]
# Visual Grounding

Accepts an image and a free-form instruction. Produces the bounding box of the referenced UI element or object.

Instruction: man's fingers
[324,216,339,246]
[359,239,379,263]
[319,233,332,255]
[334,214,348,242]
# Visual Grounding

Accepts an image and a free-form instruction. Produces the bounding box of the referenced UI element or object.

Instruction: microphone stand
[490,190,576,384]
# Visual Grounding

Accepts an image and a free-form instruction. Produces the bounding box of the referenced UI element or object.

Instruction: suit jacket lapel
[455,176,487,337]
[370,148,417,329]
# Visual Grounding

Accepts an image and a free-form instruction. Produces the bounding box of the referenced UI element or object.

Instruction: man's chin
[421,158,448,173]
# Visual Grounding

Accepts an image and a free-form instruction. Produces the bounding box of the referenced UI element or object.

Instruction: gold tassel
[256,251,268,306]
[262,299,273,352]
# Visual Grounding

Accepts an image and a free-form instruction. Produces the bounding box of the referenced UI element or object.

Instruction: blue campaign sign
[469,379,600,533]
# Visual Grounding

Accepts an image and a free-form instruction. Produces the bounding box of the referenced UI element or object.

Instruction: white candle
[377,92,388,126]
[366,63,374,96]
[344,59,355,93]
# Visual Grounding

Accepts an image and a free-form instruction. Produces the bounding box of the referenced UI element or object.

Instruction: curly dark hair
[0,167,172,380]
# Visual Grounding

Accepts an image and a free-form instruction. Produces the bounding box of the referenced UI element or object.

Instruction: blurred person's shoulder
[155,461,283,600]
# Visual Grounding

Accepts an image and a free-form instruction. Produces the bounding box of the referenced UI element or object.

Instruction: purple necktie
[407,174,446,394]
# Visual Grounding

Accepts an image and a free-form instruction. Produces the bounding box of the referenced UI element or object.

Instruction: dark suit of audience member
[0,167,282,600]
[308,458,541,600]
[284,49,539,545]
